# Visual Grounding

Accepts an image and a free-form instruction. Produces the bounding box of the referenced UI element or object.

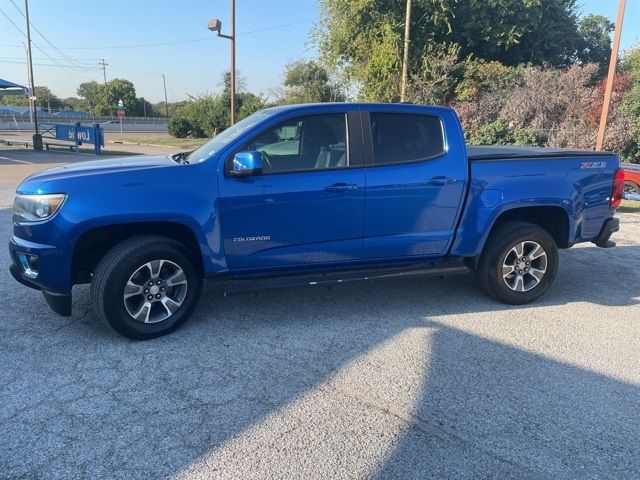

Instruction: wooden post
[596,0,626,151]
[400,0,412,102]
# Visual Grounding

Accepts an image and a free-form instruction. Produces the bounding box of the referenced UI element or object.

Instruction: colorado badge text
[233,236,271,242]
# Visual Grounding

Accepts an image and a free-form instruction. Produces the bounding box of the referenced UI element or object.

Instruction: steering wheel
[260,151,273,171]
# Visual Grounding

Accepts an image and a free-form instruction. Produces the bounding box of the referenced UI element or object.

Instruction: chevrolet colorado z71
[9,103,623,339]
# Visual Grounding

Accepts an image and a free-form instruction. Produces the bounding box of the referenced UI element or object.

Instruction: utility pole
[24,0,41,150]
[162,74,169,117]
[230,0,236,125]
[142,97,146,117]
[208,0,236,124]
[23,42,33,123]
[400,0,412,102]
[596,0,626,151]
[98,59,108,84]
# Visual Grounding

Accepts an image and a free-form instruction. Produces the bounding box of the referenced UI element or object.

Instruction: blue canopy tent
[0,78,29,96]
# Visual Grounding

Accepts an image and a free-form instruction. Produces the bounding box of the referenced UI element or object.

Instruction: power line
[0,58,100,69]
[8,0,88,70]
[0,18,317,50]
[0,6,95,73]
[0,55,96,63]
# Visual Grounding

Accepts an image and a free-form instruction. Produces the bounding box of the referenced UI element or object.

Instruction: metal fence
[0,113,169,124]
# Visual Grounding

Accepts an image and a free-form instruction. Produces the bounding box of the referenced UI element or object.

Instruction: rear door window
[369,113,445,165]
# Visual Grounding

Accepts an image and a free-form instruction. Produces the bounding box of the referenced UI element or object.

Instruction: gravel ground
[1,151,639,479]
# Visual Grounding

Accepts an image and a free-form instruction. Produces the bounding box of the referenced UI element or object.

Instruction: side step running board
[220,264,470,296]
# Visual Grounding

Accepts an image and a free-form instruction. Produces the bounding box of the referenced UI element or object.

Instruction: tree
[407,44,461,105]
[1,86,61,111]
[280,60,345,104]
[136,97,156,117]
[577,14,614,74]
[314,0,583,101]
[76,81,101,115]
[60,97,84,111]
[168,72,267,138]
[95,78,138,116]
[619,47,640,162]
[169,94,228,138]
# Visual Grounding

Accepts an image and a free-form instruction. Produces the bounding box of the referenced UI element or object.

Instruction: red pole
[596,0,626,151]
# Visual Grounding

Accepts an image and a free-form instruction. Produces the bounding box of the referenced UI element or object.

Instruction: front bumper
[593,217,620,248]
[9,236,73,317]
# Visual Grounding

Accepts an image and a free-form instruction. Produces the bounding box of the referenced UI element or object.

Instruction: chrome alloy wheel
[123,259,188,324]
[501,241,547,292]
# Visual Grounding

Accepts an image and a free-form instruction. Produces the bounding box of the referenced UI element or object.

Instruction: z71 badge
[581,161,606,169]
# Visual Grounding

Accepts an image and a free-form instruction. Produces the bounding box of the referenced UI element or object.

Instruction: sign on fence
[39,122,104,155]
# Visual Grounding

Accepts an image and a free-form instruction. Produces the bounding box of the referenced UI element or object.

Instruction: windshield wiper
[171,151,193,164]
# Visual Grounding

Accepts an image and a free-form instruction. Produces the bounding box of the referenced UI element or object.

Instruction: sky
[0,0,638,105]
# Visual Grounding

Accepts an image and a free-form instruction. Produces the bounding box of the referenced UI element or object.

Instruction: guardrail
[0,113,169,124]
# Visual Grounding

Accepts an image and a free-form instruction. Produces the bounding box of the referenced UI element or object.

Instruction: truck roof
[262,102,455,115]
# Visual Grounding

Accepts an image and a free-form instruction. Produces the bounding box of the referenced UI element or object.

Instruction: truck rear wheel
[477,221,558,304]
[91,235,202,340]
[624,181,639,194]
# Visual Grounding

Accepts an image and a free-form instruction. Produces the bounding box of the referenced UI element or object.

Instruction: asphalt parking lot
[1,149,639,479]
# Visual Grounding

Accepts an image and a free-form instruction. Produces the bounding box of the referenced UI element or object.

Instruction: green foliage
[60,97,84,111]
[513,129,547,146]
[168,71,267,139]
[447,0,581,67]
[1,86,62,111]
[136,97,156,117]
[95,78,138,116]
[171,95,228,138]
[168,117,194,138]
[467,122,546,147]
[408,43,462,105]
[76,79,145,116]
[76,81,101,114]
[455,60,523,102]
[467,120,513,145]
[577,14,614,74]
[620,47,640,162]
[315,0,583,101]
[281,60,345,104]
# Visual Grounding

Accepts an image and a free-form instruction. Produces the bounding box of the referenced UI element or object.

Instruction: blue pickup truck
[9,103,623,339]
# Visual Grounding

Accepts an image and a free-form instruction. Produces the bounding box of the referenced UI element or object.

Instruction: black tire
[476,221,558,305]
[624,181,639,195]
[91,235,202,340]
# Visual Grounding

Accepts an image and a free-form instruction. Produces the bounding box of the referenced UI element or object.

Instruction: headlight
[13,194,67,223]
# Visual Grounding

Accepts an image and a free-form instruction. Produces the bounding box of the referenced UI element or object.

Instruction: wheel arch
[464,205,571,269]
[488,206,571,249]
[72,221,204,284]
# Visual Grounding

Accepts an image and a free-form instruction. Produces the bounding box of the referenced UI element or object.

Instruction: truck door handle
[427,176,455,186]
[325,183,358,192]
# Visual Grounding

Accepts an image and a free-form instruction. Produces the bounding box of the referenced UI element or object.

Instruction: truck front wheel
[476,221,559,304]
[91,235,202,340]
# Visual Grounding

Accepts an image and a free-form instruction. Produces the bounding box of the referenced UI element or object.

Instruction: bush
[467,120,513,145]
[513,128,547,146]
[168,117,193,138]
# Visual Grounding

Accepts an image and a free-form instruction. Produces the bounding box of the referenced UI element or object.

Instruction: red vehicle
[623,163,640,194]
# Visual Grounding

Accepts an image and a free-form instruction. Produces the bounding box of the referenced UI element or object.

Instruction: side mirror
[229,151,263,177]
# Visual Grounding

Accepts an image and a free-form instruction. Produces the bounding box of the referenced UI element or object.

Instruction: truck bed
[467,145,617,161]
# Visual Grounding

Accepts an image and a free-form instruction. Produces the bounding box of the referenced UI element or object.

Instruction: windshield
[186,110,273,163]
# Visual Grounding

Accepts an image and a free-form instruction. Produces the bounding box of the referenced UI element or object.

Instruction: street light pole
[24,0,42,150]
[208,0,236,125]
[230,0,236,125]
[400,0,412,102]
[596,0,626,151]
